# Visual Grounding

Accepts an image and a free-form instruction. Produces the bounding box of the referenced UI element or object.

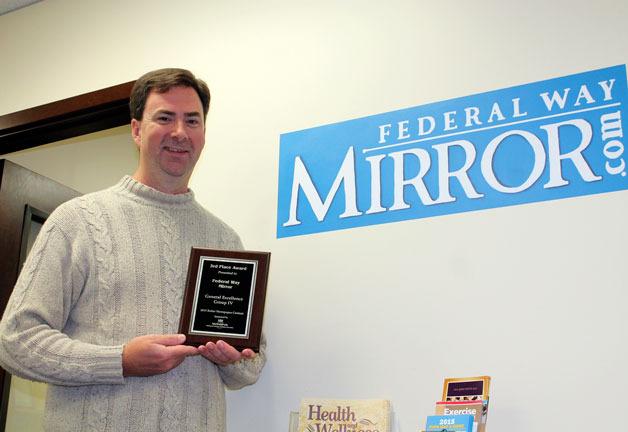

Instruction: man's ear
[131,119,142,147]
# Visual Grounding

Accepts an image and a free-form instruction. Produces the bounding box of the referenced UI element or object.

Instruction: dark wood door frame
[0,81,135,155]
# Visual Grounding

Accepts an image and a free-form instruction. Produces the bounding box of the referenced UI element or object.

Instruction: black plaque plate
[178,247,270,352]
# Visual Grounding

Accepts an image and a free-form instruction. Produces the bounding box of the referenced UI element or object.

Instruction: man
[0,68,265,431]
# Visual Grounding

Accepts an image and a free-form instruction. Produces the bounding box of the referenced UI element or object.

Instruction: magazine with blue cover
[425,414,474,432]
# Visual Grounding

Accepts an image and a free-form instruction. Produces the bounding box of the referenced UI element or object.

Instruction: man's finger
[167,344,199,357]
[151,334,187,346]
[241,349,256,359]
[209,342,233,362]
[215,340,242,362]
[199,342,231,365]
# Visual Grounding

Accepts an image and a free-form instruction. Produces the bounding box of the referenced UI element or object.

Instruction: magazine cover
[298,399,391,432]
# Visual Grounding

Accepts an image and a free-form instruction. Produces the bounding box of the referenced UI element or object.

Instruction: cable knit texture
[0,176,266,432]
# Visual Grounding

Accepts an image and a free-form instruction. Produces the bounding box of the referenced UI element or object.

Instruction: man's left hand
[198,340,256,365]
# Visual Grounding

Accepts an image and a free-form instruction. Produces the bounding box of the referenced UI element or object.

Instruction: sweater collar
[114,175,196,206]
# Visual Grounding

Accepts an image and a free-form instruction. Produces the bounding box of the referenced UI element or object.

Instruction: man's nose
[171,119,188,141]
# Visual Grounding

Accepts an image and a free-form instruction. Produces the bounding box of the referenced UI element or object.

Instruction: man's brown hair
[130,68,210,121]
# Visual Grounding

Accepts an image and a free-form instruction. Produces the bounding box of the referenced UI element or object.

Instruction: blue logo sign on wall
[277,65,627,238]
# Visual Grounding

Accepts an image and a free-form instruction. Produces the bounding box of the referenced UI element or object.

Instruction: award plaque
[178,247,270,352]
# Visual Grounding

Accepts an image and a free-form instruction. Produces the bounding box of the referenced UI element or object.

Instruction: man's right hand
[122,334,199,377]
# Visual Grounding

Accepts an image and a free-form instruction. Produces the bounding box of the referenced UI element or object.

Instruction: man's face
[131,86,205,193]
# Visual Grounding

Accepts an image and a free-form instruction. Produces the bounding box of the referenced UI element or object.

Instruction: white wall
[5,126,137,194]
[1,1,627,431]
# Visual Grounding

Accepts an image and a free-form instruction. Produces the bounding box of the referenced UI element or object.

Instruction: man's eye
[156,115,171,123]
[187,118,201,127]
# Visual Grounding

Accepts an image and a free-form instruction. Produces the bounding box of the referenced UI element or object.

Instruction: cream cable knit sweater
[0,176,265,432]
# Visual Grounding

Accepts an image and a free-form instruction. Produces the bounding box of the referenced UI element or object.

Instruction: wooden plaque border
[178,247,270,352]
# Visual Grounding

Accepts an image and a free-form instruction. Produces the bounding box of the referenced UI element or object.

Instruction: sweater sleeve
[217,333,267,390]
[210,212,267,389]
[0,216,125,386]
